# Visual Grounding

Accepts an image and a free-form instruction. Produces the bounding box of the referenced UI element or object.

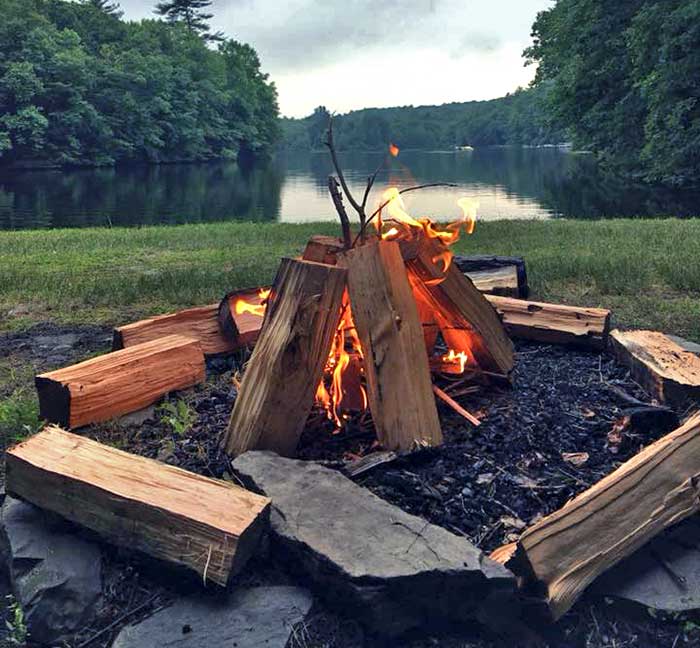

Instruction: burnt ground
[2,324,700,646]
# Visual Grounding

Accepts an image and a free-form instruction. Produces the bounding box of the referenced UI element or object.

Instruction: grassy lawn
[1,217,700,450]
[2,218,700,339]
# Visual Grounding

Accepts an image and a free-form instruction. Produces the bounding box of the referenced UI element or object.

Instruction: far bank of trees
[0,0,279,167]
[282,85,568,151]
[527,0,700,187]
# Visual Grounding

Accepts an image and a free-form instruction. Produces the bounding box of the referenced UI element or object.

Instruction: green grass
[1,218,700,340]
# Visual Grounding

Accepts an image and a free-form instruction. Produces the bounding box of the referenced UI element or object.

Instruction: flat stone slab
[595,516,700,612]
[233,451,517,636]
[0,497,102,646]
[112,586,313,648]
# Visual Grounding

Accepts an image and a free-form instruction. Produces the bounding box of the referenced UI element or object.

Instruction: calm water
[1,148,699,230]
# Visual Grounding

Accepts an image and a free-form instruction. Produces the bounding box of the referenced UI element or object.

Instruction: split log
[407,235,514,377]
[340,240,442,450]
[217,288,267,347]
[487,296,611,350]
[499,411,700,621]
[36,335,205,429]
[304,235,438,355]
[113,305,235,356]
[6,426,270,586]
[611,330,700,406]
[466,266,520,298]
[223,258,347,458]
[302,235,345,265]
[454,254,529,298]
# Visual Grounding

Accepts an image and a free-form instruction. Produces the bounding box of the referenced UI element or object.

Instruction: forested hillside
[0,0,279,167]
[282,85,568,151]
[527,0,700,187]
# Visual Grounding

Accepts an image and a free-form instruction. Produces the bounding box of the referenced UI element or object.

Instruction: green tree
[81,0,123,17]
[0,0,278,167]
[154,0,223,41]
[525,0,700,186]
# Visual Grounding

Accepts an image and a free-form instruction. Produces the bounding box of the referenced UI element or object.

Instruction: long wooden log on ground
[113,305,237,356]
[340,240,443,450]
[36,335,205,429]
[611,330,700,406]
[217,288,267,347]
[407,235,514,377]
[223,258,347,458]
[454,254,529,298]
[486,295,611,350]
[494,411,700,621]
[465,266,521,298]
[6,426,270,586]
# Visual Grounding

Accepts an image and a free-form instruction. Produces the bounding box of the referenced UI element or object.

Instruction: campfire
[221,122,514,458]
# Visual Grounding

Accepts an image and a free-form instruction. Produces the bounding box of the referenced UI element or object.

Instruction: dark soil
[4,326,699,646]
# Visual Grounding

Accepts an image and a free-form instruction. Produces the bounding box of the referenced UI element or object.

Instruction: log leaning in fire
[113,304,236,356]
[610,330,700,407]
[217,288,267,347]
[487,296,611,350]
[407,235,515,377]
[36,334,205,429]
[223,258,347,458]
[6,426,270,586]
[340,240,443,450]
[494,411,700,621]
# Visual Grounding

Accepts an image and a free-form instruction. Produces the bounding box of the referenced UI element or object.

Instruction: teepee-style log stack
[222,230,514,459]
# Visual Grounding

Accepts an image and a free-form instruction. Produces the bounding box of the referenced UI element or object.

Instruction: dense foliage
[0,0,279,167]
[526,0,700,187]
[282,86,568,151]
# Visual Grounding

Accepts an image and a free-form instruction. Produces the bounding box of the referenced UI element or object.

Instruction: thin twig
[432,384,481,426]
[327,176,352,248]
[325,117,364,218]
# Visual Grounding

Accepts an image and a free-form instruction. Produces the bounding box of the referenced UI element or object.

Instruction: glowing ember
[442,349,469,373]
[234,288,270,317]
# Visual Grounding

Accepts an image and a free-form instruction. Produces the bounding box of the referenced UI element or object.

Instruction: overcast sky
[116,0,552,118]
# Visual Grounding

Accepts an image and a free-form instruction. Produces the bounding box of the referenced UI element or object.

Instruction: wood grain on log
[466,266,520,297]
[6,426,270,586]
[36,335,205,429]
[487,296,611,350]
[454,254,529,298]
[113,304,235,356]
[499,411,700,621]
[611,330,700,406]
[407,235,514,377]
[223,258,347,458]
[341,240,442,450]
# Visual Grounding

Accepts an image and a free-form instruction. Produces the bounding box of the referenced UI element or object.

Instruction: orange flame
[315,298,368,428]
[377,188,478,252]
[389,143,400,157]
[234,288,270,317]
[442,349,469,373]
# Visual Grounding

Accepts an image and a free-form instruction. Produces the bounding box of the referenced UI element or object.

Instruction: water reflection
[0,148,698,230]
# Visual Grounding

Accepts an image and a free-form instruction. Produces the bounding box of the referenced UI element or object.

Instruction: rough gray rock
[0,497,103,646]
[233,451,517,637]
[595,516,700,612]
[112,586,313,648]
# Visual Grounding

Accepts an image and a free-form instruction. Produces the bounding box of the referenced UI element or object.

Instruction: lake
[1,147,699,230]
